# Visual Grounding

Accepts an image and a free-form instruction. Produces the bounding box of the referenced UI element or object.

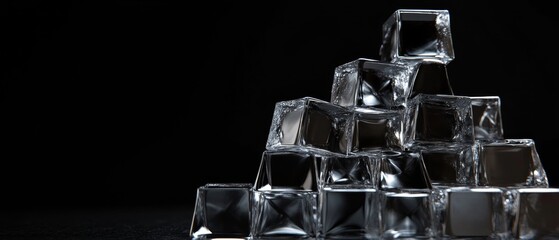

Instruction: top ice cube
[380,9,455,64]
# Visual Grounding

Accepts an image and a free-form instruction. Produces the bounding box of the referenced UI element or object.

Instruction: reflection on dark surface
[381,151,431,190]
[320,188,378,238]
[255,150,318,191]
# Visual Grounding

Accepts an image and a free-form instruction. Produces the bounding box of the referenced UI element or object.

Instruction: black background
[2,0,559,222]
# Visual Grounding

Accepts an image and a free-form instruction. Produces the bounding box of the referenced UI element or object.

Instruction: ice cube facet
[320,153,378,187]
[381,191,433,238]
[344,108,404,153]
[251,190,317,238]
[331,58,413,109]
[266,97,349,153]
[510,188,559,239]
[380,150,431,190]
[380,9,454,64]
[190,183,252,239]
[432,187,507,238]
[319,186,380,239]
[409,60,453,98]
[470,96,504,141]
[413,144,476,186]
[477,139,548,187]
[404,94,474,145]
[255,150,319,191]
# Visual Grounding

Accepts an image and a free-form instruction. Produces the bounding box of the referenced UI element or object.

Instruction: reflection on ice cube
[470,96,504,141]
[331,58,412,109]
[319,186,380,239]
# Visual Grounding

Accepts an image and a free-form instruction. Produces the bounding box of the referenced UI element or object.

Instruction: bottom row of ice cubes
[191,184,559,239]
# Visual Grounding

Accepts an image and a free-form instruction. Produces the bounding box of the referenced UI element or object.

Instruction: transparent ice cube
[409,60,453,98]
[509,188,559,239]
[432,187,508,238]
[404,94,474,146]
[343,107,404,153]
[255,150,319,191]
[190,183,252,239]
[380,9,454,64]
[319,186,380,239]
[319,152,380,187]
[477,139,548,187]
[412,143,476,186]
[380,150,431,190]
[331,58,413,109]
[470,96,504,141]
[381,191,433,238]
[251,190,317,238]
[266,97,349,153]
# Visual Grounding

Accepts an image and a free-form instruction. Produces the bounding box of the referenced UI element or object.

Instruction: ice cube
[343,107,404,153]
[190,183,252,239]
[432,187,507,238]
[380,9,454,64]
[255,150,319,191]
[266,97,349,153]
[409,60,453,98]
[319,186,380,239]
[381,191,433,238]
[404,94,474,145]
[380,150,431,190]
[251,190,317,238]
[509,188,559,239]
[477,139,548,187]
[320,152,379,187]
[412,143,476,186]
[331,58,413,109]
[470,96,504,141]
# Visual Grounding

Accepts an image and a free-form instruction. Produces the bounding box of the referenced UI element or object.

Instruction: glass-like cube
[266,97,349,153]
[381,191,433,238]
[380,150,431,190]
[319,186,380,239]
[190,183,252,239]
[380,9,454,64]
[255,150,319,191]
[343,108,404,153]
[320,152,379,187]
[510,188,559,239]
[477,139,548,187]
[331,58,412,109]
[470,96,504,141]
[404,94,474,145]
[409,60,453,98]
[432,187,507,238]
[413,144,476,186]
[252,190,317,238]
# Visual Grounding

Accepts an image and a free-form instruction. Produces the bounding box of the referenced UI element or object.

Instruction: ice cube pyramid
[190,9,557,239]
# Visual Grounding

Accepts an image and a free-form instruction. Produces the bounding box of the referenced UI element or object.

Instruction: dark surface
[0,207,192,240]
[2,0,559,238]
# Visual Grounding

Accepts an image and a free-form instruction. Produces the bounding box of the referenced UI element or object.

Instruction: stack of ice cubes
[190,9,558,239]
